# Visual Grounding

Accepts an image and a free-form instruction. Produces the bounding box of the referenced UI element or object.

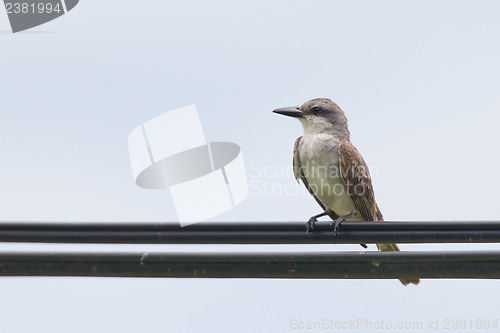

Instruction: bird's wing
[294,136,337,217]
[338,140,383,221]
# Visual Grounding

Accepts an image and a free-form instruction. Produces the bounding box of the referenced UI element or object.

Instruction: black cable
[1,250,500,278]
[1,221,500,244]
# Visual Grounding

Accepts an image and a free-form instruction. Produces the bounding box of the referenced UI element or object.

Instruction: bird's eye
[312,106,321,113]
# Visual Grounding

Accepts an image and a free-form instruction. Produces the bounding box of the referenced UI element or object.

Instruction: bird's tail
[376,243,420,286]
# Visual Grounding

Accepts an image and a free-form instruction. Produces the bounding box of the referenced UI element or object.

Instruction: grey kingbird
[273,98,419,286]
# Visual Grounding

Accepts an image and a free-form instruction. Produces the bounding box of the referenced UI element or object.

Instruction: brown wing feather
[293,136,338,219]
[338,140,383,221]
[338,141,420,284]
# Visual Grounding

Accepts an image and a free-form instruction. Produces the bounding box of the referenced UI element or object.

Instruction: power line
[1,250,499,278]
[0,221,499,244]
[2,221,500,279]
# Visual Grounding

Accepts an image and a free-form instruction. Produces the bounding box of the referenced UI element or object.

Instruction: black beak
[272,106,303,118]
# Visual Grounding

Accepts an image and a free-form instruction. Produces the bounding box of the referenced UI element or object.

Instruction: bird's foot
[332,210,357,236]
[305,211,328,235]
[305,217,316,235]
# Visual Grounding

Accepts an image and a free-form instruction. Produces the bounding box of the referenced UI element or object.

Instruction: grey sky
[1,0,500,332]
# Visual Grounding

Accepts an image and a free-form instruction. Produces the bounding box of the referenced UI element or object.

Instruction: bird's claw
[305,217,316,235]
[305,211,329,235]
[332,210,357,236]
[332,219,342,236]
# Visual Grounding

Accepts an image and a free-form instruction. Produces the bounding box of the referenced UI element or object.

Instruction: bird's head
[273,98,349,137]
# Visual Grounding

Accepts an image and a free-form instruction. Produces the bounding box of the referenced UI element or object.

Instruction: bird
[273,98,420,286]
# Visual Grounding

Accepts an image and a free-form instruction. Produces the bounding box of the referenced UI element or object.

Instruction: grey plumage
[274,98,420,286]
